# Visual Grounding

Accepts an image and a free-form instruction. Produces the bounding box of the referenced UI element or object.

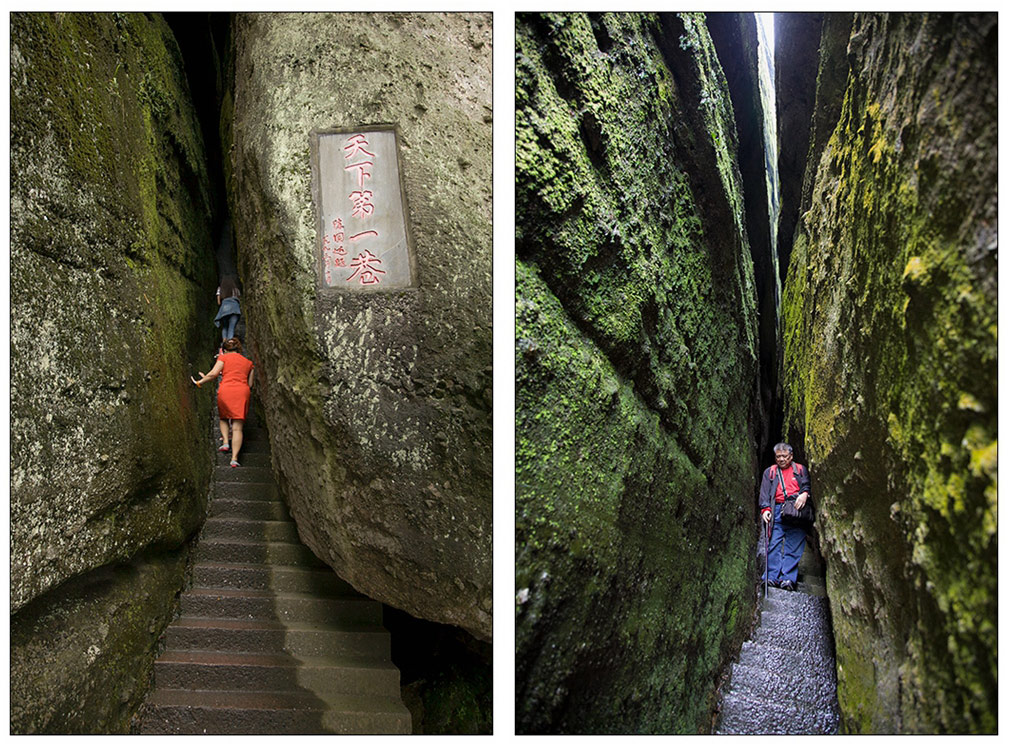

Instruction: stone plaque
[312,126,416,290]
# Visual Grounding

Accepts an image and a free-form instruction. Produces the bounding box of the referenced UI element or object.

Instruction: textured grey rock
[10,11,216,733]
[10,12,216,613]
[10,551,191,734]
[226,12,492,640]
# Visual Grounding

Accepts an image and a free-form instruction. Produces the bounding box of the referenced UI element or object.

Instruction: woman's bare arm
[192,358,224,386]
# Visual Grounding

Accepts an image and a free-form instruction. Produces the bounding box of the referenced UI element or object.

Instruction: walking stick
[763,514,770,598]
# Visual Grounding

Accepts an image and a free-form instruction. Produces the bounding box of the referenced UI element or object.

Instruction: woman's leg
[219,419,230,447]
[231,419,244,463]
[225,315,238,341]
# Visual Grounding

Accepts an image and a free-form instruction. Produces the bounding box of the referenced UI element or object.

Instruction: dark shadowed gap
[165,13,236,281]
[754,12,786,462]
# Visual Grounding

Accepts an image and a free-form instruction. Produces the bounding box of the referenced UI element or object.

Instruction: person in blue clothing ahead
[759,442,811,592]
[214,275,242,341]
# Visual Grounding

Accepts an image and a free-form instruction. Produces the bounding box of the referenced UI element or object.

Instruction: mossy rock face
[10,13,215,610]
[516,12,760,733]
[10,12,216,732]
[781,12,996,733]
[10,551,190,734]
[226,13,492,641]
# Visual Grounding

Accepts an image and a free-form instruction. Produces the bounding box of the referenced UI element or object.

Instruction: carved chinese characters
[313,128,415,289]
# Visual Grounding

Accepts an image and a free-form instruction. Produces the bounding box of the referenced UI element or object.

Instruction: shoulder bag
[777,467,815,528]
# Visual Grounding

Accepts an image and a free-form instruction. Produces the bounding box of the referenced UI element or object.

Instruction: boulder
[515,12,762,732]
[11,552,190,733]
[226,12,492,641]
[10,11,217,730]
[781,12,997,733]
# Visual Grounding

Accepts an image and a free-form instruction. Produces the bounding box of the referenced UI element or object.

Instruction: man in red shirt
[759,443,812,592]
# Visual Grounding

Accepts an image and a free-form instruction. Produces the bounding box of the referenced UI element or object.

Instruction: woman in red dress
[191,337,255,467]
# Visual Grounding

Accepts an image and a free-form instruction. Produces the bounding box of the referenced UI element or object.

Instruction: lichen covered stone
[10,11,216,732]
[781,12,997,734]
[516,12,761,732]
[10,551,190,734]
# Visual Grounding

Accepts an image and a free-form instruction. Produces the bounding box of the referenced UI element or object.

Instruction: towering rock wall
[707,12,778,456]
[774,13,825,282]
[225,13,492,641]
[516,12,762,732]
[781,12,997,733]
[10,12,217,732]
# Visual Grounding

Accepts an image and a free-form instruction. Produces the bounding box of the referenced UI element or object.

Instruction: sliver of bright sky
[756,12,774,52]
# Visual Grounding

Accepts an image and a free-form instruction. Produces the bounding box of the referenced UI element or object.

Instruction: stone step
[212,436,271,454]
[762,587,828,618]
[215,428,267,442]
[164,617,392,659]
[194,539,325,567]
[202,518,301,544]
[728,662,837,713]
[140,688,411,734]
[798,579,827,597]
[211,480,281,502]
[217,451,272,468]
[237,438,272,454]
[760,599,826,626]
[178,588,383,625]
[214,465,275,484]
[192,562,356,596]
[717,688,839,735]
[736,639,835,679]
[140,384,411,734]
[208,498,291,521]
[761,595,833,632]
[154,650,401,697]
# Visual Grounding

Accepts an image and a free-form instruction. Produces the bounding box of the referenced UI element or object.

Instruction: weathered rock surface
[10,11,217,732]
[708,12,778,455]
[226,13,492,641]
[778,13,854,299]
[781,12,996,733]
[774,13,826,281]
[515,12,763,732]
[11,551,190,733]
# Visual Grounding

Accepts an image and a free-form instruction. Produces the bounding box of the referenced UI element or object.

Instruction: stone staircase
[715,538,840,734]
[137,417,411,734]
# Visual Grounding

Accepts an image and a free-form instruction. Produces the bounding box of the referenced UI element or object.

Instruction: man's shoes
[780,580,797,592]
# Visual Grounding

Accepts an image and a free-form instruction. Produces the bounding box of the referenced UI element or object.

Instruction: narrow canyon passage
[516,11,996,734]
[710,13,841,735]
[11,11,492,734]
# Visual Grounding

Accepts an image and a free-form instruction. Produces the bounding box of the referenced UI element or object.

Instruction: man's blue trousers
[764,502,807,584]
